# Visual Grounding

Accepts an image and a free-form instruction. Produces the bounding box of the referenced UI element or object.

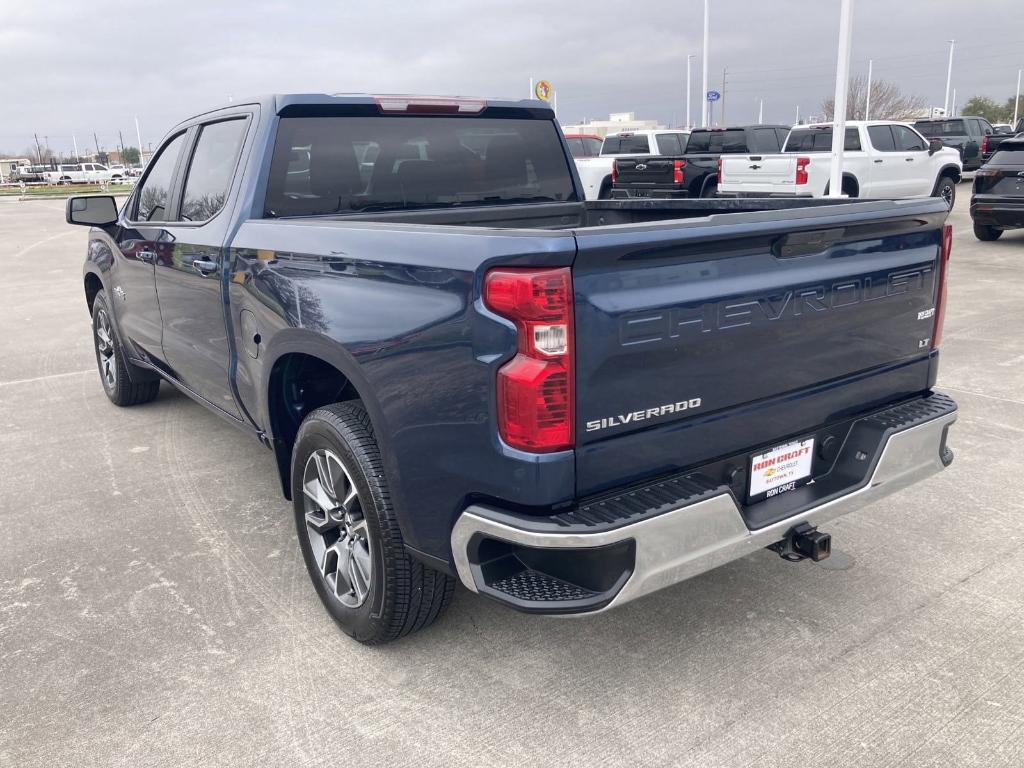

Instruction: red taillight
[982,135,990,154]
[717,157,723,183]
[673,159,686,185]
[611,159,618,183]
[932,223,952,349]
[795,157,811,185]
[484,268,574,452]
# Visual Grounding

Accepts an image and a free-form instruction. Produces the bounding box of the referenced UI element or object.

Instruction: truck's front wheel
[292,403,455,644]
[91,290,160,406]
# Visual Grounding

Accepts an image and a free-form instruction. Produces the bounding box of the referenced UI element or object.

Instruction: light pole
[828,0,855,198]
[951,88,957,118]
[701,0,710,127]
[943,39,955,115]
[757,98,763,124]
[1015,69,1022,128]
[865,59,873,120]
[686,54,695,128]
[135,116,144,167]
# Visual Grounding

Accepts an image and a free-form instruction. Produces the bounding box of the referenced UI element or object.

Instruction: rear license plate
[748,438,815,502]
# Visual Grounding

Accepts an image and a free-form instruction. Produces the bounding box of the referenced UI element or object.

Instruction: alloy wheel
[94,309,117,390]
[301,449,372,609]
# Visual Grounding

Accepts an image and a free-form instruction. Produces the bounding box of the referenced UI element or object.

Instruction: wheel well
[84,273,103,313]
[934,167,961,193]
[267,353,361,498]
[823,175,860,198]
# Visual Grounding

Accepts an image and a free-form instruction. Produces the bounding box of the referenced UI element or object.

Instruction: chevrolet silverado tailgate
[613,157,677,186]
[720,153,797,192]
[571,198,950,496]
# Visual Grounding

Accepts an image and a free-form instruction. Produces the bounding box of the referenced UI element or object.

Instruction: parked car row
[719,121,962,204]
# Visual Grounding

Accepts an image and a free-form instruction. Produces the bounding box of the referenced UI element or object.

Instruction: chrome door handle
[137,249,156,263]
[191,258,219,276]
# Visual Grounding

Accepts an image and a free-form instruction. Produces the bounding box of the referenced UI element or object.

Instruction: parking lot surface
[2,190,1023,767]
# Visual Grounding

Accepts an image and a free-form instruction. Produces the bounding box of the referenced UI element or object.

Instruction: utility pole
[118,130,127,164]
[93,132,101,161]
[701,0,710,127]
[1015,69,1022,128]
[72,135,80,161]
[720,67,728,125]
[828,0,855,198]
[686,54,695,129]
[943,40,955,115]
[33,133,42,164]
[865,59,873,120]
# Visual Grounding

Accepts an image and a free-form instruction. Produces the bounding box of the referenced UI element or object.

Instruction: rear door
[571,200,948,496]
[866,125,905,196]
[152,115,251,417]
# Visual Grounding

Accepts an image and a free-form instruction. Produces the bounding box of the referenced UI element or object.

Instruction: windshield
[264,115,577,217]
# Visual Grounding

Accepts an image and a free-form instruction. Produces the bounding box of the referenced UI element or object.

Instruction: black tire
[973,222,1003,241]
[935,176,956,208]
[292,402,455,644]
[91,290,160,406]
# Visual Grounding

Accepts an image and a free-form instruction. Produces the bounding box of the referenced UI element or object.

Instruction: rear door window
[583,137,602,156]
[566,137,587,158]
[134,133,186,222]
[180,119,248,222]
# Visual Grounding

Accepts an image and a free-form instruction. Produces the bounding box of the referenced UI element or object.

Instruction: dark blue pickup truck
[67,94,958,644]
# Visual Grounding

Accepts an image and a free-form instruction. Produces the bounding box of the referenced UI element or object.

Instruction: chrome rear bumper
[451,397,956,614]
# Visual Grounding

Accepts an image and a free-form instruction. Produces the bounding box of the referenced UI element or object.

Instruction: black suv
[971,137,1024,241]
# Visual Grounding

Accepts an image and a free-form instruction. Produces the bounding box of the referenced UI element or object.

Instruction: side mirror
[927,138,944,156]
[66,195,118,227]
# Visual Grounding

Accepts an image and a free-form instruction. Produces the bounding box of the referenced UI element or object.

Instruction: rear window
[566,137,588,158]
[991,148,1024,164]
[655,133,687,155]
[601,134,651,154]
[914,120,966,137]
[685,129,749,154]
[264,115,576,217]
[783,128,861,152]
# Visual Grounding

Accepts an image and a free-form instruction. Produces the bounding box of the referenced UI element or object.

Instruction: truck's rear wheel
[973,222,1003,241]
[292,402,455,644]
[91,290,160,406]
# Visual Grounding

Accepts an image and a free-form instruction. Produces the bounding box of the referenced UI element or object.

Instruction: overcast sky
[1,0,1022,157]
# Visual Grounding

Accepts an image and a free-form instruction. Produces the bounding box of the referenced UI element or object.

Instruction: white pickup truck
[574,129,690,200]
[42,163,115,185]
[718,121,962,205]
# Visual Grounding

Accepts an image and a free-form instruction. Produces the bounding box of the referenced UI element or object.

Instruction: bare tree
[822,76,927,121]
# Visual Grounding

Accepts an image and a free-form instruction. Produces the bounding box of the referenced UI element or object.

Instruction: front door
[153,117,250,418]
[110,132,187,363]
